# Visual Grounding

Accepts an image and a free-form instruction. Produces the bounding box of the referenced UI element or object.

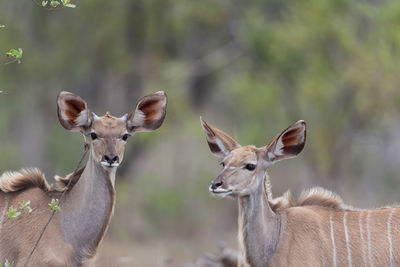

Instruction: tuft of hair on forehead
[226,146,258,165]
[91,113,128,137]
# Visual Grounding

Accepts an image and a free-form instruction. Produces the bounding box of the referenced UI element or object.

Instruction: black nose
[211,180,223,190]
[104,154,119,164]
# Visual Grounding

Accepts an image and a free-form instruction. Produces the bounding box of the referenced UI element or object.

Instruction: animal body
[0,91,167,266]
[201,118,400,267]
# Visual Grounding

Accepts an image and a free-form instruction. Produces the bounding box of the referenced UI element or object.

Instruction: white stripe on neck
[359,211,367,267]
[367,211,374,267]
[343,212,353,267]
[388,208,396,267]
[330,211,337,267]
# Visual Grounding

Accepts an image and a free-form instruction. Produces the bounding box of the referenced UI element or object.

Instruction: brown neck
[60,148,116,264]
[238,171,281,267]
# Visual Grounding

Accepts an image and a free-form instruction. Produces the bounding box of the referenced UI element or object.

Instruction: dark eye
[220,162,225,168]
[122,134,129,141]
[90,132,98,140]
[245,164,256,171]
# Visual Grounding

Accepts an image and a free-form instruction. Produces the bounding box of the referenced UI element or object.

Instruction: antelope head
[201,118,306,198]
[57,91,167,171]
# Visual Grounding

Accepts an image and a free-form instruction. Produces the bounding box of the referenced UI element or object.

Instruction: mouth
[101,162,120,168]
[208,185,232,197]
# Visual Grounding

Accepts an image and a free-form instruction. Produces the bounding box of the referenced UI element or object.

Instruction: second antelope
[201,118,400,267]
[0,91,167,266]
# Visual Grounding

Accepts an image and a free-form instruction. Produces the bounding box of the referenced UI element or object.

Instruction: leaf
[20,200,32,213]
[0,25,5,29]
[4,260,13,267]
[6,206,21,219]
[6,48,23,59]
[65,3,76,8]
[42,1,48,7]
[50,0,60,7]
[49,199,61,212]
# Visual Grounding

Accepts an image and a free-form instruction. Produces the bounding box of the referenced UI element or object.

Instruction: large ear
[127,91,167,132]
[200,117,240,158]
[57,91,92,133]
[264,120,306,162]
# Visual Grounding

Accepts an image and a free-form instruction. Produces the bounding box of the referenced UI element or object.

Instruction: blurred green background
[1,0,400,266]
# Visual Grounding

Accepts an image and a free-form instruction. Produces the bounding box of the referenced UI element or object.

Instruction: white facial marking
[209,185,232,198]
[359,211,367,267]
[119,113,128,123]
[209,186,230,193]
[367,211,374,267]
[92,112,100,121]
[388,208,395,267]
[267,152,275,160]
[343,212,353,267]
[100,162,119,168]
[330,211,337,267]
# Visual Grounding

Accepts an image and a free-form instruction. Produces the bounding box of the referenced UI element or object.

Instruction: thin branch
[22,143,89,267]
[0,58,20,68]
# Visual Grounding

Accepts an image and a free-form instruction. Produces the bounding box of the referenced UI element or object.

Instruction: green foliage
[61,0,76,8]
[49,199,61,212]
[3,48,23,65]
[2,0,400,263]
[5,201,33,219]
[1,25,22,66]
[5,206,21,219]
[20,200,32,214]
[6,48,23,60]
[50,1,60,8]
[41,0,76,8]
[0,259,14,267]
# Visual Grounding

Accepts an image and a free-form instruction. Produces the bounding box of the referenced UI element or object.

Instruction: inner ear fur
[57,91,92,133]
[200,117,240,158]
[127,91,167,132]
[265,120,306,161]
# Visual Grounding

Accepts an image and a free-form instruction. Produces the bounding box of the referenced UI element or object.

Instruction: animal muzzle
[101,154,120,167]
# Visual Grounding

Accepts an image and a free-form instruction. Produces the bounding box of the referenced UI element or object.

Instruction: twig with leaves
[49,199,61,212]
[0,26,23,67]
[20,200,33,213]
[5,206,21,219]
[31,0,76,10]
[3,48,23,65]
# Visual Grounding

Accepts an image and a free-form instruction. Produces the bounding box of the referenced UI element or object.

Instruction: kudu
[0,91,167,266]
[201,118,400,267]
